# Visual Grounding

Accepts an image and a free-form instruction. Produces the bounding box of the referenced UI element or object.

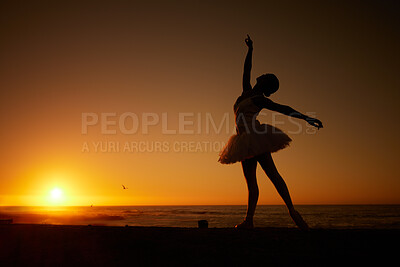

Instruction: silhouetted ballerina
[219,35,323,230]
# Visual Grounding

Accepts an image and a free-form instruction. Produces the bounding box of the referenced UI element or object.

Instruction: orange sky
[0,0,399,206]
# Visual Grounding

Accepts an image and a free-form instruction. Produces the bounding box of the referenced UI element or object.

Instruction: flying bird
[122,185,128,190]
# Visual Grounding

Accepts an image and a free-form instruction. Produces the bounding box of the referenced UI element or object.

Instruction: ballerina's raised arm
[242,34,253,93]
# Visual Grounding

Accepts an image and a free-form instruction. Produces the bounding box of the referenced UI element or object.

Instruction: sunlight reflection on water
[1,205,399,229]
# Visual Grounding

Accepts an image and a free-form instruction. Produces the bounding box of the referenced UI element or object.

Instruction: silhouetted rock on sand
[0,224,398,266]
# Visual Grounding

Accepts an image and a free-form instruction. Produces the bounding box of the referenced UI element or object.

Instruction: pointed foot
[289,209,309,231]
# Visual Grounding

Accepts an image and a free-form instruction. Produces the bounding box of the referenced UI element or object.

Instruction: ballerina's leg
[237,157,258,228]
[256,153,309,230]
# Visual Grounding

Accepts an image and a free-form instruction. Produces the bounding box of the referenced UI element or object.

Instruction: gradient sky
[0,0,399,206]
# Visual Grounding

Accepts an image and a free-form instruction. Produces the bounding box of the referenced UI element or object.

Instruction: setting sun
[49,188,65,205]
[51,188,63,199]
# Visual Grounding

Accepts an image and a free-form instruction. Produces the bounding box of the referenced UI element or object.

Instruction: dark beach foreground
[0,224,398,266]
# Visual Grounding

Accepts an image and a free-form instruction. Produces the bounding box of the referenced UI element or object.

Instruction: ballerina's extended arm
[242,35,253,92]
[259,97,324,129]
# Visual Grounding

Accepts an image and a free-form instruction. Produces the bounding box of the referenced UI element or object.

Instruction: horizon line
[1,203,400,207]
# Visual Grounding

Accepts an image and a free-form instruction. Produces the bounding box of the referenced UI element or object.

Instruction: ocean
[1,205,399,229]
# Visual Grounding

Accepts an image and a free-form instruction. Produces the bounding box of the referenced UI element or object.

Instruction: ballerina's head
[255,73,279,97]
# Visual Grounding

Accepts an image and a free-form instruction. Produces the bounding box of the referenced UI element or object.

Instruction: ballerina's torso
[233,92,265,134]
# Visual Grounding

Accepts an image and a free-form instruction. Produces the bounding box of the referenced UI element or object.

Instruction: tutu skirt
[218,124,291,164]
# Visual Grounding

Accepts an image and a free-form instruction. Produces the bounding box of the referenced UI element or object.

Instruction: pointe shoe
[289,210,309,231]
[235,219,254,229]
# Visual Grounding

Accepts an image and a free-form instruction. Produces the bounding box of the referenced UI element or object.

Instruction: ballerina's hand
[245,34,253,48]
[306,117,323,130]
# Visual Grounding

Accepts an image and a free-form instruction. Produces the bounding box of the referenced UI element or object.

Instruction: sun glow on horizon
[48,187,65,205]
